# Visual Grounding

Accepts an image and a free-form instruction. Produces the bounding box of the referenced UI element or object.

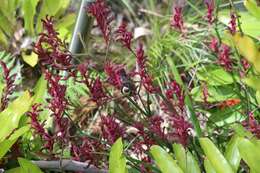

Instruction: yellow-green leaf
[244,0,260,19]
[18,158,43,173]
[22,52,38,67]
[225,136,242,172]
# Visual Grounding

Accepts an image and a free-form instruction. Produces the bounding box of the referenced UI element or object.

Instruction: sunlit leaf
[22,52,38,67]
[150,145,184,173]
[18,158,43,173]
[244,0,260,19]
[199,138,234,173]
[109,138,127,173]
[22,0,39,35]
[204,158,216,173]
[225,136,242,172]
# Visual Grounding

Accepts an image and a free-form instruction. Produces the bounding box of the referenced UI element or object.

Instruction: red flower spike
[87,0,113,45]
[116,22,133,50]
[218,44,233,71]
[209,37,219,53]
[104,62,124,89]
[204,0,215,24]
[171,7,184,31]
[166,80,185,111]
[148,115,166,139]
[0,61,16,111]
[28,104,54,151]
[33,16,72,70]
[89,77,108,104]
[100,116,125,145]
[242,112,260,138]
[229,13,237,34]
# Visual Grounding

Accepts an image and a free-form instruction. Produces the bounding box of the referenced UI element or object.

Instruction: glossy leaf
[0,126,29,159]
[0,91,32,142]
[238,138,260,171]
[244,0,260,19]
[109,138,127,173]
[224,136,242,172]
[18,158,43,173]
[150,145,184,173]
[22,0,39,35]
[22,52,38,67]
[199,138,234,173]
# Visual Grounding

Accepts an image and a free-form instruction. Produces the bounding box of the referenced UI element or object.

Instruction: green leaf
[199,138,234,173]
[32,75,47,104]
[150,145,184,173]
[5,167,21,173]
[186,151,201,173]
[18,158,43,173]
[22,0,39,35]
[197,66,235,86]
[109,138,127,173]
[238,138,260,171]
[224,136,242,172]
[204,158,216,173]
[0,91,32,142]
[173,143,186,171]
[244,0,260,19]
[22,52,38,67]
[0,126,29,159]
[243,76,260,91]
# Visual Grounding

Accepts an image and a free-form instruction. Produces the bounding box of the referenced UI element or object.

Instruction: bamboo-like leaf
[225,136,242,172]
[22,0,39,35]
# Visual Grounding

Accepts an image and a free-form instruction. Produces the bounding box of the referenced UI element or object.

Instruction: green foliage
[18,157,43,173]
[109,138,128,173]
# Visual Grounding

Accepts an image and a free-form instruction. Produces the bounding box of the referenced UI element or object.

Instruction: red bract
[171,7,184,31]
[44,71,69,140]
[169,116,192,146]
[116,22,133,50]
[136,43,159,93]
[218,44,233,71]
[228,13,237,34]
[87,0,113,45]
[148,115,166,139]
[242,112,260,138]
[204,0,214,24]
[166,80,185,111]
[34,16,72,70]
[209,37,219,53]
[71,137,104,167]
[0,61,16,111]
[100,116,125,145]
[89,77,108,104]
[104,62,124,89]
[28,104,54,151]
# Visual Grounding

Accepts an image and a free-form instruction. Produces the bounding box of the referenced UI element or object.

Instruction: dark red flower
[171,7,184,31]
[242,112,260,138]
[148,115,166,139]
[100,116,125,145]
[209,37,219,53]
[241,58,250,71]
[89,77,108,104]
[87,0,113,45]
[229,13,237,34]
[204,0,215,24]
[34,16,72,70]
[27,104,54,151]
[116,22,133,50]
[0,61,16,111]
[104,62,124,89]
[169,116,192,146]
[218,44,233,71]
[166,80,185,111]
[44,71,69,140]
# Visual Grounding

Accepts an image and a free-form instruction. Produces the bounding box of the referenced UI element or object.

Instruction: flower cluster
[242,112,260,138]
[205,0,215,24]
[171,7,184,31]
[0,61,16,111]
[33,16,72,70]
[229,13,237,35]
[28,104,54,151]
[218,44,233,71]
[104,62,124,89]
[100,116,125,145]
[115,22,133,51]
[87,0,113,45]
[44,71,69,140]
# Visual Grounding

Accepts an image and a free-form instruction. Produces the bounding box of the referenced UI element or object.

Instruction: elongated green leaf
[204,158,216,173]
[109,138,127,173]
[173,143,186,171]
[18,158,43,173]
[186,151,201,173]
[244,0,260,19]
[0,91,32,142]
[0,126,29,159]
[225,136,242,172]
[199,138,234,173]
[22,0,39,35]
[238,138,260,171]
[150,145,184,173]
